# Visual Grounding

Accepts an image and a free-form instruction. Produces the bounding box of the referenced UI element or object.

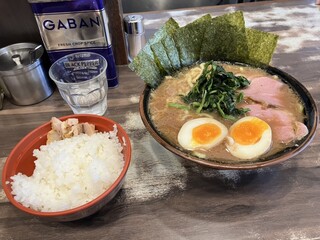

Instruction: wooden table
[1,0,319,239]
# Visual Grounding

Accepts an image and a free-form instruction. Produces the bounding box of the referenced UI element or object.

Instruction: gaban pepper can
[28,0,119,88]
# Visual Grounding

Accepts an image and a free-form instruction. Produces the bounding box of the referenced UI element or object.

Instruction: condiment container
[0,43,54,106]
[123,14,146,62]
[28,0,119,88]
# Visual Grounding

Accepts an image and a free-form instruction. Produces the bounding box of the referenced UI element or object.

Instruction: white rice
[9,125,124,212]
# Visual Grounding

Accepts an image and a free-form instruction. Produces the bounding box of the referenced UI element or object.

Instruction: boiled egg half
[225,116,272,159]
[178,118,228,150]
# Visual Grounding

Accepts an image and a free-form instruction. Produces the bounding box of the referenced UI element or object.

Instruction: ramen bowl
[2,114,132,221]
[139,64,318,170]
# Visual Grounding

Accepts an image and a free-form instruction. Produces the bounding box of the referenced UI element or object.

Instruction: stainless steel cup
[0,43,54,106]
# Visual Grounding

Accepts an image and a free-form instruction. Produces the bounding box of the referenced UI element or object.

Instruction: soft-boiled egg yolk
[178,118,228,150]
[230,118,269,145]
[192,123,222,144]
[225,116,272,159]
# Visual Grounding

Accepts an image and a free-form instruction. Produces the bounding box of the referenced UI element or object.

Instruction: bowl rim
[2,114,132,218]
[139,63,319,170]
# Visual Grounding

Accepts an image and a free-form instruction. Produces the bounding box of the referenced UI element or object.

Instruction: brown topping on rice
[47,117,97,144]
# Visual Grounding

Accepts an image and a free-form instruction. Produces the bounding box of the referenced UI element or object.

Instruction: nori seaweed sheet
[174,14,212,67]
[245,28,279,66]
[162,34,181,70]
[143,17,179,58]
[151,41,174,74]
[129,17,179,85]
[128,51,162,88]
[200,11,248,63]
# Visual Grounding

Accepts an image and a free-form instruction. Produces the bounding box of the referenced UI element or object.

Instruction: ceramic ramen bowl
[139,64,318,170]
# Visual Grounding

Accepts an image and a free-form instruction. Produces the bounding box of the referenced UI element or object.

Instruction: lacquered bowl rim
[2,114,132,220]
[139,63,318,170]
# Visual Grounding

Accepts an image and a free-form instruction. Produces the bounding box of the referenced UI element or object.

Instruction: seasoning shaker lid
[0,43,44,74]
[124,15,145,34]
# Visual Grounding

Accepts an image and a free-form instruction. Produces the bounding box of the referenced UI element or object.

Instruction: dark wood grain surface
[105,0,129,65]
[1,0,320,239]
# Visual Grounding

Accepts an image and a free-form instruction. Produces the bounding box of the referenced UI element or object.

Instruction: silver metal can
[28,0,119,88]
[0,43,54,106]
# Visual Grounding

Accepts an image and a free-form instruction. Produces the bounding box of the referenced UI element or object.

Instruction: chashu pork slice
[241,76,286,107]
[245,104,309,144]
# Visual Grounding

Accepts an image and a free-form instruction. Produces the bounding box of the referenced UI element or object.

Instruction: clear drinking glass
[49,52,108,115]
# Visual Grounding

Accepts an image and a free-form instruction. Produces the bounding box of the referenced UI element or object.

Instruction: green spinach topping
[178,62,250,120]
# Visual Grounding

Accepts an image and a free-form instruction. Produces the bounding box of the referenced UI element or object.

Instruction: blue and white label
[34,10,111,51]
[29,0,118,88]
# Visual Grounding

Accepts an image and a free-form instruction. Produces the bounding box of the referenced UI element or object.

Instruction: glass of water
[49,52,108,115]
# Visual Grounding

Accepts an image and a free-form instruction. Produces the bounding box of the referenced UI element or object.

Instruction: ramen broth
[148,63,306,161]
